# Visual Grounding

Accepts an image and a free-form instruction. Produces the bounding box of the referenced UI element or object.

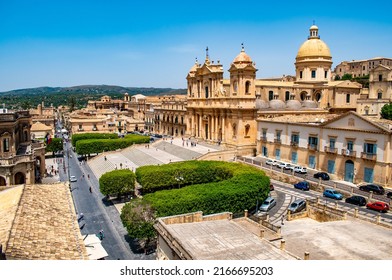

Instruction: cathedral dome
[233,45,253,64]
[296,25,331,59]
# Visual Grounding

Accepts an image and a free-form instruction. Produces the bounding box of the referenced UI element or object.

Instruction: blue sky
[0,0,391,92]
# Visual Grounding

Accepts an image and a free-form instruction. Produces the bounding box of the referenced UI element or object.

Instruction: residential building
[257,111,392,187]
[334,57,392,78]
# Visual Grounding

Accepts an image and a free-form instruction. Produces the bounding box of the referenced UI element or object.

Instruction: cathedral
[185,24,362,153]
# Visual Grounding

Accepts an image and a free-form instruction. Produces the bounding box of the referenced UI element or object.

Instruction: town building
[154,95,187,136]
[334,57,392,79]
[0,110,46,186]
[257,111,392,187]
[357,64,392,116]
[155,211,298,260]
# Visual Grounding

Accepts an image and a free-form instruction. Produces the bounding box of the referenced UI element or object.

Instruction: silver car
[259,197,277,212]
[288,199,306,213]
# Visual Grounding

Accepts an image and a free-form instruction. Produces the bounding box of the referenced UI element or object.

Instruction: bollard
[244,210,248,218]
[266,214,270,222]
[259,229,265,238]
[333,182,337,189]
[304,252,310,260]
[287,210,291,221]
[280,240,286,250]
[354,208,358,218]
[376,214,381,224]
[351,187,354,194]
[369,191,373,200]
[335,202,338,209]
[229,213,233,220]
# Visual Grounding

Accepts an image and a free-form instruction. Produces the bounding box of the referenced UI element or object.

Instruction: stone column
[222,116,225,143]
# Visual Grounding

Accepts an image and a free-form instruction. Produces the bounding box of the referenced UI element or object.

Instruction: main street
[59,140,154,260]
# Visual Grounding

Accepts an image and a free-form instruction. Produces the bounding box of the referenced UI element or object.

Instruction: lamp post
[175,173,184,188]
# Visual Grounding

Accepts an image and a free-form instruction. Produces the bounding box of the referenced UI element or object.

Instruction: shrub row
[99,169,136,197]
[71,133,118,146]
[135,161,233,194]
[75,135,149,155]
[137,161,270,217]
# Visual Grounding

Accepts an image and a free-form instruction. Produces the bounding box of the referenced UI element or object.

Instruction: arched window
[300,92,307,101]
[315,92,321,102]
[245,81,251,94]
[378,92,382,99]
[268,91,274,101]
[285,91,290,101]
[3,138,10,152]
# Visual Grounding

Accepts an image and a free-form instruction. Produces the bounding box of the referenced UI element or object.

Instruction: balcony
[260,136,267,142]
[290,141,298,148]
[307,144,317,151]
[341,149,356,158]
[361,152,377,161]
[274,138,281,144]
[77,128,84,131]
[324,146,337,154]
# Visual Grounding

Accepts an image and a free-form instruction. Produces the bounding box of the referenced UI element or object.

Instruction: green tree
[341,73,353,80]
[380,103,392,120]
[45,138,63,154]
[68,96,76,112]
[99,169,136,197]
[334,75,341,81]
[120,199,156,250]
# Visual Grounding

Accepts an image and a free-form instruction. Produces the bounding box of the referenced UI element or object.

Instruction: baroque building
[334,57,392,78]
[0,110,46,186]
[185,25,363,154]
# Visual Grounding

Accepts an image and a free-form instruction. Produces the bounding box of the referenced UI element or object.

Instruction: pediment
[321,112,388,133]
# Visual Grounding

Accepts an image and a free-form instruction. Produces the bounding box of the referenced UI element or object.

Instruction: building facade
[334,57,392,79]
[185,25,363,154]
[154,95,187,136]
[0,110,46,186]
[257,111,392,187]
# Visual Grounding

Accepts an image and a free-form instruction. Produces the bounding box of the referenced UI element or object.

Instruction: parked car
[288,199,306,213]
[366,201,389,213]
[358,184,385,195]
[293,166,307,174]
[323,189,343,200]
[345,195,367,206]
[277,162,288,169]
[259,197,277,212]
[284,163,295,171]
[70,175,77,182]
[313,172,330,180]
[294,181,310,191]
[387,192,392,198]
[266,159,277,166]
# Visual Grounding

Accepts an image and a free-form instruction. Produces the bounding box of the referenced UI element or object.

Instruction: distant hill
[0,85,187,110]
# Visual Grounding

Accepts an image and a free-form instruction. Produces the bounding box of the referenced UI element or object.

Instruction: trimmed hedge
[75,135,149,155]
[99,169,136,197]
[135,161,270,217]
[136,161,232,193]
[71,133,118,146]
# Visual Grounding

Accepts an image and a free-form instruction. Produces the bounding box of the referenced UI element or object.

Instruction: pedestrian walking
[88,174,90,179]
[89,186,92,193]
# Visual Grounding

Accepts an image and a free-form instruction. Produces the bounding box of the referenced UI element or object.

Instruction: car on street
[284,163,295,171]
[259,197,277,212]
[345,195,367,206]
[293,166,307,174]
[323,189,343,200]
[366,201,389,213]
[288,199,307,213]
[277,162,289,169]
[358,184,385,195]
[266,159,277,166]
[294,181,310,191]
[70,175,77,182]
[313,172,330,180]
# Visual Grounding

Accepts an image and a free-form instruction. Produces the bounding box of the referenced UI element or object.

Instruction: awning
[83,234,108,260]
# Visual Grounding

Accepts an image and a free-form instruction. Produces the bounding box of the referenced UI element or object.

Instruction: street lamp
[175,172,184,188]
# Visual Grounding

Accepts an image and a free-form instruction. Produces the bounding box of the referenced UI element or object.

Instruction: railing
[324,146,337,154]
[361,152,377,161]
[260,136,267,142]
[274,138,281,144]
[307,144,317,151]
[290,141,298,147]
[341,149,356,157]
